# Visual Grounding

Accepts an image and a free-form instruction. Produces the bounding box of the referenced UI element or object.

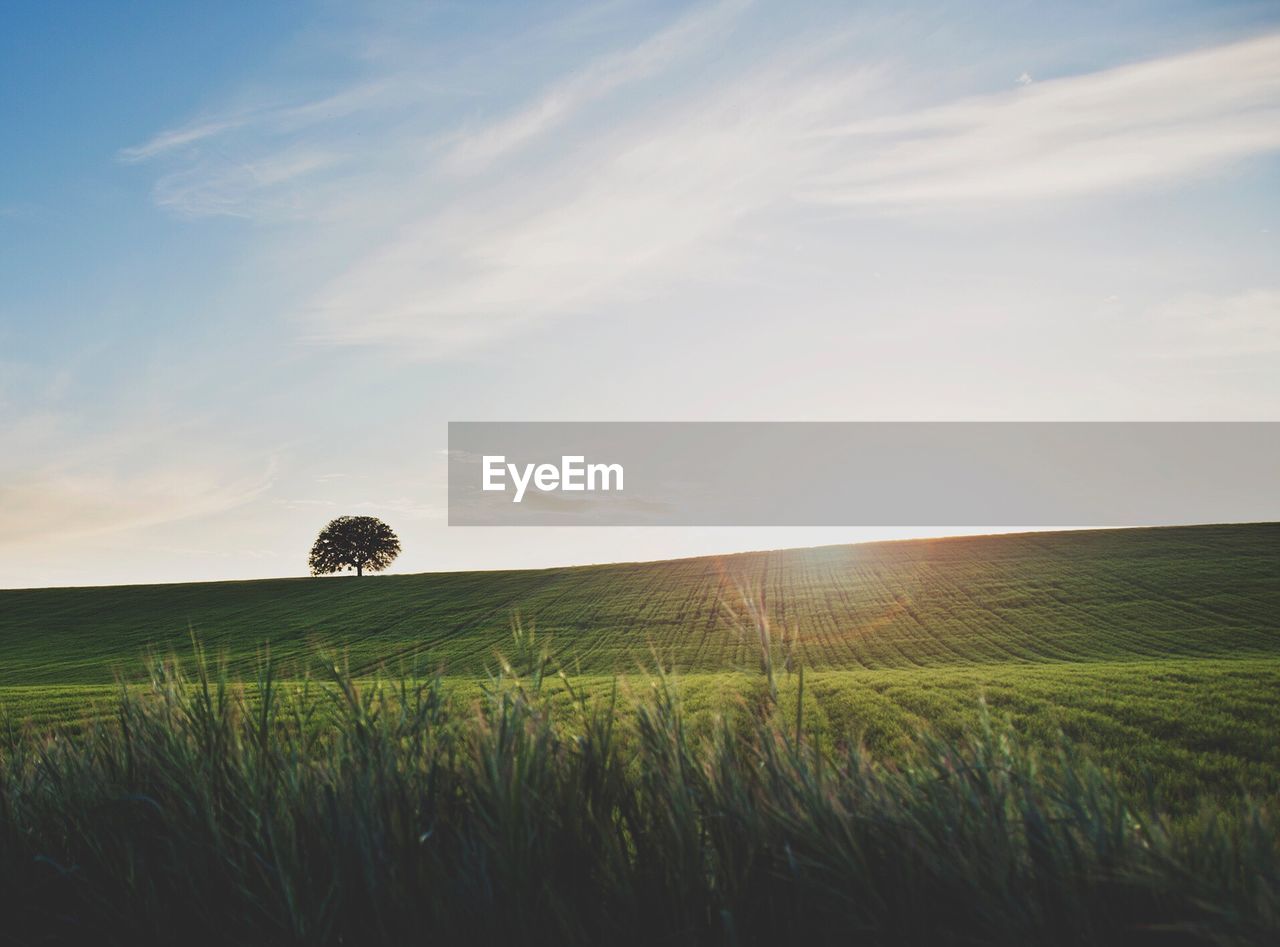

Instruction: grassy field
[1,524,1277,943]
[4,659,1278,807]
[1,523,1277,802]
[3,661,1276,945]
[2,523,1277,684]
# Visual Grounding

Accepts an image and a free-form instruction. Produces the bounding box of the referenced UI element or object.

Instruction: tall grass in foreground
[0,651,1275,946]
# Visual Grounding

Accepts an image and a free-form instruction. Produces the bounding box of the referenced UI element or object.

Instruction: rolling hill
[0,523,1276,684]
[2,523,1278,802]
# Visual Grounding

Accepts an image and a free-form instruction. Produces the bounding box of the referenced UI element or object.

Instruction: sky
[1,0,1278,589]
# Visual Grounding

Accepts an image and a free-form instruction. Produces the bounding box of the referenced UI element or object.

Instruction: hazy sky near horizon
[2,0,1278,588]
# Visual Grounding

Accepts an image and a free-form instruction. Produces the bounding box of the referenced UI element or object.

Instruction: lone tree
[308,515,401,577]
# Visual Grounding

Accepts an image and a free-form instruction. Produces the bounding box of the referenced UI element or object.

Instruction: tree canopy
[308,516,401,577]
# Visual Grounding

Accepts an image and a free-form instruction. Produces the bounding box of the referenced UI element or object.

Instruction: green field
[2,524,1278,943]
[2,523,1277,804]
[3,523,1277,682]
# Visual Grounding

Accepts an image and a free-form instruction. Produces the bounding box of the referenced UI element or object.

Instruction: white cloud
[119,115,254,163]
[440,0,750,172]
[301,56,878,352]
[0,411,278,547]
[150,148,344,219]
[805,32,1280,208]
[0,464,275,547]
[125,14,1280,355]
[304,31,1280,355]
[117,79,426,218]
[120,80,402,162]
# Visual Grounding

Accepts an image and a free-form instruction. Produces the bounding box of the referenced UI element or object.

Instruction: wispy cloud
[805,32,1280,207]
[123,12,1280,355]
[119,115,254,163]
[0,464,275,547]
[440,0,750,172]
[117,79,429,218]
[150,149,344,218]
[303,52,878,352]
[304,31,1280,354]
[0,409,278,547]
[120,81,403,162]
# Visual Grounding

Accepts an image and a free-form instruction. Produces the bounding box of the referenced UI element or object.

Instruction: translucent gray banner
[447,422,1280,526]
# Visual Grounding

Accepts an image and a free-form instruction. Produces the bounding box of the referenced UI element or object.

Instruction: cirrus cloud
[122,11,1280,356]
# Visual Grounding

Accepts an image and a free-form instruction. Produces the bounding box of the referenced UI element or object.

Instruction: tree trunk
[356,563,363,577]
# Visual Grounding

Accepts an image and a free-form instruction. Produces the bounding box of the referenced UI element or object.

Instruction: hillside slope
[0,524,1276,685]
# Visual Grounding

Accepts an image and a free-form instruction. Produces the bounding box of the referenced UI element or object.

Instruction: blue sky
[2,0,1278,587]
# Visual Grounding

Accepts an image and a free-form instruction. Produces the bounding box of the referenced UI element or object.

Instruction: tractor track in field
[6,524,1277,685]
[344,572,570,677]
